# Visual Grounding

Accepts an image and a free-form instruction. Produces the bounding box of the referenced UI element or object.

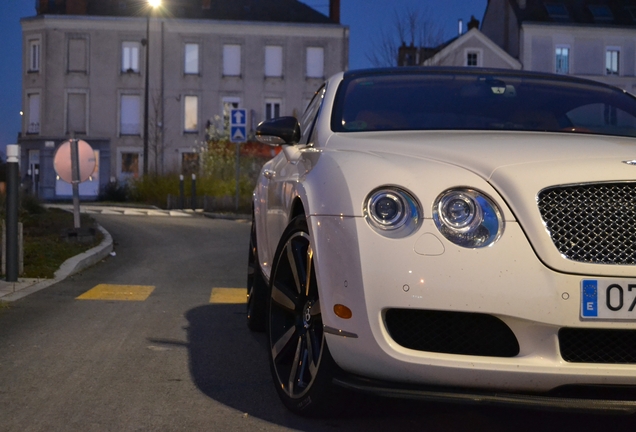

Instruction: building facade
[481,0,636,90]
[20,0,348,199]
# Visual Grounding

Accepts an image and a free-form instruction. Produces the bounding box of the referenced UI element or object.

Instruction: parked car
[247,67,636,416]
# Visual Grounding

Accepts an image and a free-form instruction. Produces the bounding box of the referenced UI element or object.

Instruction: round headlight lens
[433,188,503,248]
[371,193,404,226]
[365,187,421,237]
[440,194,477,228]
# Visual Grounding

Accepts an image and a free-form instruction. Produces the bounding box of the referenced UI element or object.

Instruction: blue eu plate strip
[582,280,598,317]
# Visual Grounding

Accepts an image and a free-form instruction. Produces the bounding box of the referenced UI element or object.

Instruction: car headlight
[433,188,504,248]
[364,187,421,238]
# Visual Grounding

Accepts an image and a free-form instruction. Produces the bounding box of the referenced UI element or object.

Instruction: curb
[0,224,113,302]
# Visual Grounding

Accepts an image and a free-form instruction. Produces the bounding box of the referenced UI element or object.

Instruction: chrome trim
[323,325,358,338]
[537,181,636,264]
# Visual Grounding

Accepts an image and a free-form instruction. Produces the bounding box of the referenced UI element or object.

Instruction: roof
[509,0,636,26]
[60,0,334,24]
[423,28,522,69]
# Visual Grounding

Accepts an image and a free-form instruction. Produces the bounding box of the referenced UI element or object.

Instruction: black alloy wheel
[247,216,267,332]
[267,215,342,416]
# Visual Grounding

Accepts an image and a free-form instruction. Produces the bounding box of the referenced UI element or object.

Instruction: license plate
[581,279,636,320]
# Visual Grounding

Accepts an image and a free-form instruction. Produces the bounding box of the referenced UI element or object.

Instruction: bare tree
[148,91,166,176]
[366,5,445,67]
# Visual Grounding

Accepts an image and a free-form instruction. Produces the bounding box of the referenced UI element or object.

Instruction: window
[306,47,324,78]
[121,152,140,178]
[299,87,325,145]
[265,45,283,77]
[265,98,281,120]
[606,49,619,75]
[222,96,240,134]
[122,41,140,73]
[223,44,241,76]
[67,92,87,135]
[120,94,140,135]
[466,51,479,67]
[28,39,40,72]
[588,5,613,22]
[545,3,570,21]
[27,93,40,134]
[555,46,569,74]
[184,43,199,74]
[181,152,199,175]
[184,95,198,132]
[68,37,87,73]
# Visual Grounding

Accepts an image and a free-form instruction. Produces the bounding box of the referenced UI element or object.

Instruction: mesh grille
[537,183,636,265]
[559,328,636,363]
[384,309,519,357]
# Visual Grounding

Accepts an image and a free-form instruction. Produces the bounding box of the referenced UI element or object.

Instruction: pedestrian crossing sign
[231,126,246,143]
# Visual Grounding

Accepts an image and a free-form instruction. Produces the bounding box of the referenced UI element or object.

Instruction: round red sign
[53,139,97,183]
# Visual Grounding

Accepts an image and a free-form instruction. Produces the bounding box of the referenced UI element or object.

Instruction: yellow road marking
[210,288,247,304]
[77,284,155,301]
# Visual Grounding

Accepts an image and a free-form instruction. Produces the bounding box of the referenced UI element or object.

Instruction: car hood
[325,130,636,276]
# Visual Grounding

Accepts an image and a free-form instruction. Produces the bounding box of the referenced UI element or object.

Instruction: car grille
[559,328,636,363]
[537,183,636,265]
[384,309,519,357]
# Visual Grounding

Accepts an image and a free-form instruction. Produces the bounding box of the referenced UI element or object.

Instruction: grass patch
[21,208,103,279]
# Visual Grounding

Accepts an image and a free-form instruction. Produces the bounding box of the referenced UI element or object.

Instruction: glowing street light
[143,0,161,176]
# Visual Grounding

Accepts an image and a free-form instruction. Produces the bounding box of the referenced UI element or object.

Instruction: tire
[247,215,267,332]
[267,215,344,417]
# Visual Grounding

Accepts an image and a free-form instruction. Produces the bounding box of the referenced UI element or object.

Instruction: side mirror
[255,116,301,146]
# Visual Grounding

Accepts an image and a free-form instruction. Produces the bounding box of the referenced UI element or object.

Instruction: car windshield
[331,71,636,138]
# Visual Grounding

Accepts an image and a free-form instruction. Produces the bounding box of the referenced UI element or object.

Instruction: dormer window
[545,3,570,21]
[588,5,613,22]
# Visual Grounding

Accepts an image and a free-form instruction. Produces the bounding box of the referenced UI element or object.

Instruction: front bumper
[309,215,636,394]
[333,375,636,414]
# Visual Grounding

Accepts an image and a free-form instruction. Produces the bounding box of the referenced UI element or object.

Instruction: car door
[262,86,326,272]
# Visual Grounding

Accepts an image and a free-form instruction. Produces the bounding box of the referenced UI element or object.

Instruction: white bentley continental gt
[246,67,636,416]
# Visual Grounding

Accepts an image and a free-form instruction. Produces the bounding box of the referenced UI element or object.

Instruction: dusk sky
[0,0,487,150]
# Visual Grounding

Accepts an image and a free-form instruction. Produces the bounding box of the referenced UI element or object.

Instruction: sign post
[53,139,97,230]
[230,108,247,211]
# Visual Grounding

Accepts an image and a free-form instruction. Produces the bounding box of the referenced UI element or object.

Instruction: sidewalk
[0,225,113,302]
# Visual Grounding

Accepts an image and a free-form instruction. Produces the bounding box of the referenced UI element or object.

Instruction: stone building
[20,0,348,199]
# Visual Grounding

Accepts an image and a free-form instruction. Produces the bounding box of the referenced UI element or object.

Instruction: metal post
[235,142,240,212]
[179,174,185,209]
[34,168,39,198]
[70,138,81,229]
[191,173,196,211]
[142,13,150,176]
[6,145,19,282]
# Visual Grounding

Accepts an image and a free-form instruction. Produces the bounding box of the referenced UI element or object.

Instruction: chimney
[65,0,88,15]
[467,15,480,30]
[202,0,211,10]
[329,0,340,24]
[518,0,527,9]
[458,19,463,35]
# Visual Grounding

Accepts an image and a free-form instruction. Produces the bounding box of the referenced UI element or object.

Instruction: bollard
[191,174,197,211]
[179,175,185,209]
[6,145,19,282]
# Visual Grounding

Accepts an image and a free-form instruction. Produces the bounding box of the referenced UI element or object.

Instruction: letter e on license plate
[581,279,636,320]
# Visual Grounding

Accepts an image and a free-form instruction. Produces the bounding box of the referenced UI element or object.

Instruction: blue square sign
[230,108,246,126]
[230,108,247,142]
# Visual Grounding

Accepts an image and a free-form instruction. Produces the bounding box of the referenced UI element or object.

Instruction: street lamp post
[143,0,161,176]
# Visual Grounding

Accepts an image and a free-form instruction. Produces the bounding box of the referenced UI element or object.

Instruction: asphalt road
[0,214,634,431]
